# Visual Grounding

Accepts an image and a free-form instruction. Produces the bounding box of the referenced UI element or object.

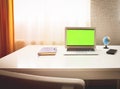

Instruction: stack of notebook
[38,47,57,56]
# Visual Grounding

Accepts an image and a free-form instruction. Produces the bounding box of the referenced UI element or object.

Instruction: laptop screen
[65,27,95,47]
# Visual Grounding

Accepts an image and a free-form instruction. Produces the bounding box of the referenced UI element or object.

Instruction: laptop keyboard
[67,48,95,51]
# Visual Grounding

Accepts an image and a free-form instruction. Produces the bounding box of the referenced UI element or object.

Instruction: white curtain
[14,0,90,46]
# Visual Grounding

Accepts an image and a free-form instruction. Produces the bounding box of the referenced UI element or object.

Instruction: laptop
[64,27,98,55]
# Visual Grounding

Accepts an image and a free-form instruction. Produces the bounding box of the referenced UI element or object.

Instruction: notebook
[64,27,98,55]
[38,47,57,56]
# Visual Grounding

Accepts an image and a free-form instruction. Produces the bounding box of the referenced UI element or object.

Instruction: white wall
[91,0,120,45]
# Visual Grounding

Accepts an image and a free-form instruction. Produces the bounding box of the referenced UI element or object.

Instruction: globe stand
[104,45,109,49]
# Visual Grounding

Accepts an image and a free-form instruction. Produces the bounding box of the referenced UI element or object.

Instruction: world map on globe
[103,36,110,45]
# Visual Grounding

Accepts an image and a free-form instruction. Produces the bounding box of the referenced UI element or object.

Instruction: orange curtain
[0,0,14,58]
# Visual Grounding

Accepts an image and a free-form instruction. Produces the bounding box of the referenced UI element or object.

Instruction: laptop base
[64,48,99,56]
[64,51,98,56]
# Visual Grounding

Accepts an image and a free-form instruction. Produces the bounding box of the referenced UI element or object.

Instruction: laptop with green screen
[65,27,96,51]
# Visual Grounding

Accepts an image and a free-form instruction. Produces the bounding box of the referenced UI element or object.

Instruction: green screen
[66,29,95,45]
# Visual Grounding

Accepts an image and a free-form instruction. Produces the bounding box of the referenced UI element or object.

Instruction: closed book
[38,47,57,56]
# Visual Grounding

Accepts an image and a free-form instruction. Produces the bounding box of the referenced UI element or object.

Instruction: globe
[103,36,110,49]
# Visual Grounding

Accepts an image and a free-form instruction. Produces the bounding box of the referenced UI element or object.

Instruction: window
[14,0,90,45]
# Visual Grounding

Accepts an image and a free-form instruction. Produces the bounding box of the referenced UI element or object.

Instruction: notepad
[38,47,57,56]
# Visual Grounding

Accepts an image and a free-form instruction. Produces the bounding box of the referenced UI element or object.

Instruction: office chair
[0,70,85,89]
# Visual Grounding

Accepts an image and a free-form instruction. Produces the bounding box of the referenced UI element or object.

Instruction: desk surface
[0,45,120,80]
[0,45,120,69]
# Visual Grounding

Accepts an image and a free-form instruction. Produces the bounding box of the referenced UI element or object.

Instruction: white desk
[0,45,120,80]
[1,45,120,89]
[0,45,120,68]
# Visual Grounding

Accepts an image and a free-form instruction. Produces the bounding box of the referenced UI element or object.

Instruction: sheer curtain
[14,0,90,47]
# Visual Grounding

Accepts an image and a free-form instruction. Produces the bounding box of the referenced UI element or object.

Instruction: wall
[91,0,120,45]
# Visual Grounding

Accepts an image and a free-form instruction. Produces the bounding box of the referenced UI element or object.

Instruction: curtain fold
[8,0,14,53]
[0,0,14,58]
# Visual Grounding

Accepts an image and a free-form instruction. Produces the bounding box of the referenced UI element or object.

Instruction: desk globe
[103,36,110,49]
